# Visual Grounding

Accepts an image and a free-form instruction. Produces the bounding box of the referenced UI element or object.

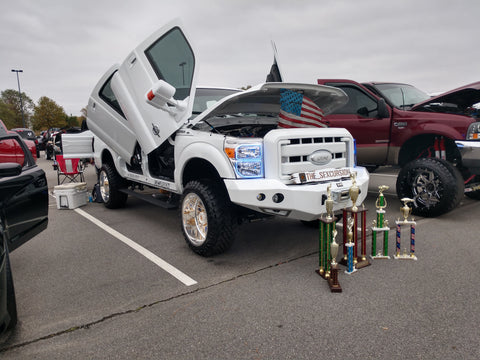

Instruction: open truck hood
[412,81,480,115]
[191,82,348,125]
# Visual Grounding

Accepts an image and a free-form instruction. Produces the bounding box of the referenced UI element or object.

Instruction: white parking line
[74,207,198,286]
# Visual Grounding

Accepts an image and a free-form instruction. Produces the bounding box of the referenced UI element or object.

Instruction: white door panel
[114,20,197,155]
[86,20,197,162]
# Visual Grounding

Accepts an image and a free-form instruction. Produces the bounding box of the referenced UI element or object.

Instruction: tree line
[0,89,86,133]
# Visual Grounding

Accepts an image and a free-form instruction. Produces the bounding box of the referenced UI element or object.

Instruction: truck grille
[280,135,349,176]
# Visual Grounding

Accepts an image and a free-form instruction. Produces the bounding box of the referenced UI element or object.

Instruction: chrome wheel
[99,170,110,203]
[182,192,208,246]
[411,168,441,208]
[396,157,463,217]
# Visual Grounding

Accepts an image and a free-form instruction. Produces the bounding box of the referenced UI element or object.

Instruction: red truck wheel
[396,158,464,217]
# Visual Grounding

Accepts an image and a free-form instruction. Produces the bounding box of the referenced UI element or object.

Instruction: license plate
[291,168,351,184]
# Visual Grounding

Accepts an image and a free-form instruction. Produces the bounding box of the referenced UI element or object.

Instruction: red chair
[54,155,85,185]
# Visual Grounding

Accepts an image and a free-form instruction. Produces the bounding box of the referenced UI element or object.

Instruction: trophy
[328,229,342,292]
[341,172,370,269]
[371,185,391,259]
[316,185,337,280]
[349,171,359,212]
[344,217,357,275]
[394,198,417,260]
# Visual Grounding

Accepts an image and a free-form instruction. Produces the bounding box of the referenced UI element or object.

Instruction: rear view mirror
[377,98,390,118]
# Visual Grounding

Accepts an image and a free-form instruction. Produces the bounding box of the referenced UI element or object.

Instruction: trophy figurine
[325,184,334,221]
[400,198,413,222]
[371,185,391,260]
[328,229,342,292]
[394,198,417,260]
[375,185,389,210]
[349,171,359,212]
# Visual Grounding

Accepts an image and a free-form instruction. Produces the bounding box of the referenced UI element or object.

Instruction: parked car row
[0,123,85,162]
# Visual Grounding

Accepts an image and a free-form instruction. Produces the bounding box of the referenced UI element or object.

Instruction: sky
[1,0,478,117]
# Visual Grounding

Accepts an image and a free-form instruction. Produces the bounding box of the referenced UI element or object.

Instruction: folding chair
[54,155,85,185]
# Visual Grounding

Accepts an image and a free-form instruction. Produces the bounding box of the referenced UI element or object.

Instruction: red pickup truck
[317,79,480,217]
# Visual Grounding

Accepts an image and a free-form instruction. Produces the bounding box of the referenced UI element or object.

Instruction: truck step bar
[119,188,178,209]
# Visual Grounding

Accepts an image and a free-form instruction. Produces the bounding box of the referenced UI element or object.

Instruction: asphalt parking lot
[1,156,479,359]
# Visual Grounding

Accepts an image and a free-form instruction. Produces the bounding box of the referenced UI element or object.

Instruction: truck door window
[99,73,126,118]
[145,27,195,101]
[328,85,378,118]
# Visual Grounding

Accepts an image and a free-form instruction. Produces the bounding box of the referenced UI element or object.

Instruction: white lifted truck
[63,21,369,256]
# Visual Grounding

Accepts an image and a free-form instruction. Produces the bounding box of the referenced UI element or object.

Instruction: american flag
[278,89,326,128]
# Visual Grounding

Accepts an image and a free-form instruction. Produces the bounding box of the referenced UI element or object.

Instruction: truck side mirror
[145,80,188,115]
[145,80,176,109]
[377,98,390,118]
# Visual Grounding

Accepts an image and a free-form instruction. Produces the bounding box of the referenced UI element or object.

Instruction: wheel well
[398,134,460,166]
[101,150,115,166]
[182,158,222,186]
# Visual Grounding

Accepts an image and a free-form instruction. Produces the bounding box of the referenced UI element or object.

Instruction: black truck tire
[396,157,464,217]
[99,163,128,209]
[181,180,237,256]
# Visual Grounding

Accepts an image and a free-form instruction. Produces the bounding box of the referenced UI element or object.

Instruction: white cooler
[54,182,88,209]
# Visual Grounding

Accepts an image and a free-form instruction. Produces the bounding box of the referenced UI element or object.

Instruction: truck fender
[419,123,464,139]
[175,142,235,192]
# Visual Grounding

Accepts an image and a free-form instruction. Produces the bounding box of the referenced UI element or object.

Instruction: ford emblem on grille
[308,149,332,165]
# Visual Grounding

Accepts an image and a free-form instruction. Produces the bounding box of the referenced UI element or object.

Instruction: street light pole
[11,69,26,128]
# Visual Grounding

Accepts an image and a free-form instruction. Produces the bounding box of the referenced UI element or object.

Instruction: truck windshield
[192,88,241,115]
[374,83,431,110]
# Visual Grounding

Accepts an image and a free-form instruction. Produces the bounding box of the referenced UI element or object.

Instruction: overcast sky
[1,0,478,117]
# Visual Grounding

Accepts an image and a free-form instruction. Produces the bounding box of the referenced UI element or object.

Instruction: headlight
[466,122,480,140]
[224,139,264,178]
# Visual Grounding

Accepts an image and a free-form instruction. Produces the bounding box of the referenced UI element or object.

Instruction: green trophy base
[316,268,342,293]
[370,254,391,260]
[315,268,326,278]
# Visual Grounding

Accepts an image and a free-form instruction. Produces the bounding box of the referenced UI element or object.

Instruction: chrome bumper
[456,140,480,175]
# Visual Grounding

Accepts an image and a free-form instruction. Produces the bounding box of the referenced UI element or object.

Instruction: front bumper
[224,166,369,221]
[456,140,480,175]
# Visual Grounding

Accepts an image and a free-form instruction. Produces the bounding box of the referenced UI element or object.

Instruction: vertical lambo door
[87,20,197,163]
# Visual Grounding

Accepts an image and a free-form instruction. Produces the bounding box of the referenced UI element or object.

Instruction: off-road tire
[396,157,464,217]
[5,249,18,330]
[99,163,128,209]
[180,180,237,256]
